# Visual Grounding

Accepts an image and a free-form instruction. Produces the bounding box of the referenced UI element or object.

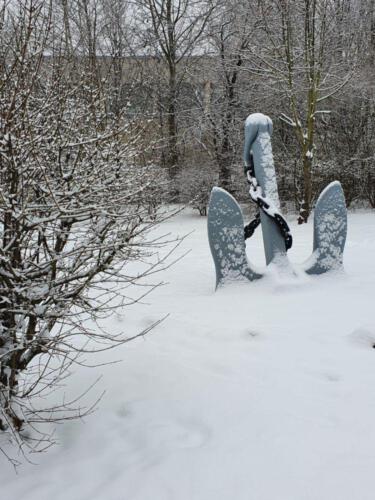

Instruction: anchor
[207,113,347,288]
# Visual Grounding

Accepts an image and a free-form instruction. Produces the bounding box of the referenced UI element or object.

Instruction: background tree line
[56,0,373,220]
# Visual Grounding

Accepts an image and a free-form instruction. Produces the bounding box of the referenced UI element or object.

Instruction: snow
[257,131,280,207]
[2,209,375,500]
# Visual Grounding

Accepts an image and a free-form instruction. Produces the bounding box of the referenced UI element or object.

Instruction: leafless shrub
[0,0,177,463]
[176,163,218,216]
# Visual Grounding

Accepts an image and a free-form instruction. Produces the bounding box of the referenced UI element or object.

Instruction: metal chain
[244,156,293,251]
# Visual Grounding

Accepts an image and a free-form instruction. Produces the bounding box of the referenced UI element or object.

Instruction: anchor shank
[244,114,287,265]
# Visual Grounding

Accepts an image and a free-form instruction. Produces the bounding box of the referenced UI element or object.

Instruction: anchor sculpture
[208,113,347,288]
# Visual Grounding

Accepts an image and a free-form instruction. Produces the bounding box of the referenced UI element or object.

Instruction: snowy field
[2,208,375,500]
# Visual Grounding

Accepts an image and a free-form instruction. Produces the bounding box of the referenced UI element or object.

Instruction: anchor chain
[244,154,293,250]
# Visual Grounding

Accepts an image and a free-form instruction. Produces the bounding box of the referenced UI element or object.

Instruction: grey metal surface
[207,112,347,288]
[304,181,347,275]
[207,187,262,288]
[244,113,286,264]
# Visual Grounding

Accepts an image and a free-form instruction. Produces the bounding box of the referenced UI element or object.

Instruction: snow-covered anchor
[207,113,347,288]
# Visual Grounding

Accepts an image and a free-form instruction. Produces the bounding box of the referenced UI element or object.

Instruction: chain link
[244,155,293,251]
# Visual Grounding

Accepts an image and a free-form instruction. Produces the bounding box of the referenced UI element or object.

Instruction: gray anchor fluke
[244,113,287,264]
[207,187,262,288]
[304,181,347,275]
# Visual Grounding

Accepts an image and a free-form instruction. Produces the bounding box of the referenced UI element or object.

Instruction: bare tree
[133,0,215,180]
[0,0,173,463]
[252,0,355,222]
[200,0,259,192]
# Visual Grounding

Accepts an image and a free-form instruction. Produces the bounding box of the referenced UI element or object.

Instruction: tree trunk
[166,65,178,178]
[298,154,313,224]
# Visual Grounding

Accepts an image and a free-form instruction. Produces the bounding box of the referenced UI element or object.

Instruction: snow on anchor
[207,113,347,288]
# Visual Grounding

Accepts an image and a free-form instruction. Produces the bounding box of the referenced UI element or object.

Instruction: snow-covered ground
[2,209,375,500]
